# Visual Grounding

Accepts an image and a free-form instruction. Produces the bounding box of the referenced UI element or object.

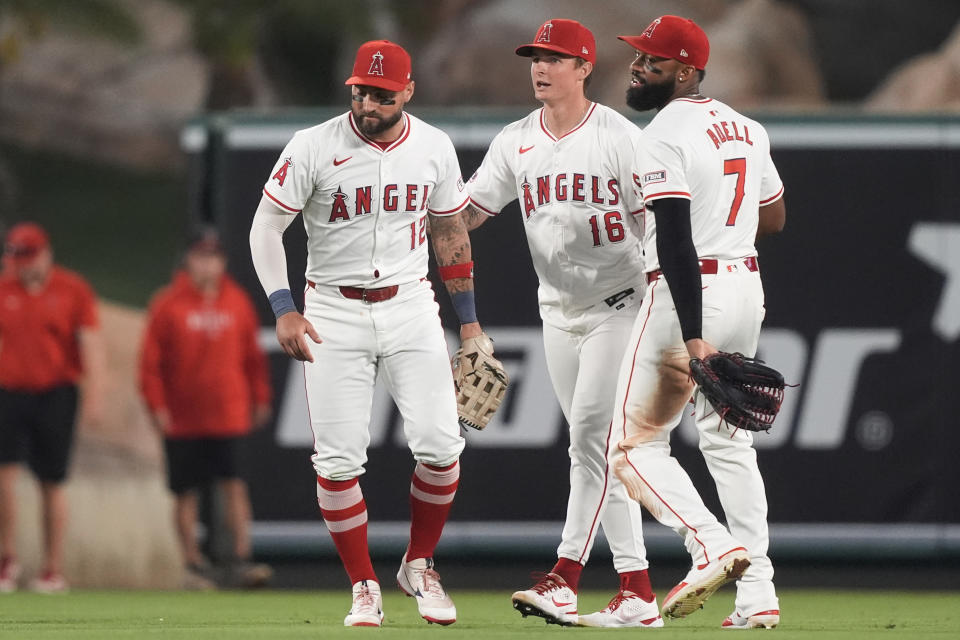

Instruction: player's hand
[685,338,718,361]
[276,311,322,362]
[252,404,272,429]
[150,408,171,435]
[79,390,105,429]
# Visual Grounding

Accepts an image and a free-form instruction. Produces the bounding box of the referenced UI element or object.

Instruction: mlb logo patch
[642,170,666,185]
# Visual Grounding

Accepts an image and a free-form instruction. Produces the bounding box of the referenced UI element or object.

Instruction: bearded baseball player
[462,19,662,628]
[249,40,492,627]
[611,16,786,628]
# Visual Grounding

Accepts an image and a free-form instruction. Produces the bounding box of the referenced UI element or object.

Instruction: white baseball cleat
[662,547,751,619]
[511,572,577,626]
[396,556,456,625]
[722,608,780,629]
[0,557,21,593]
[577,590,664,628]
[343,579,384,627]
[29,571,69,594]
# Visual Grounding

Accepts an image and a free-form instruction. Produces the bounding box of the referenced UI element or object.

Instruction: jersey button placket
[371,153,386,281]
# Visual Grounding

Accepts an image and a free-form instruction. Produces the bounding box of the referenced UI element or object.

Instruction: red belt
[308,280,400,303]
[646,256,758,284]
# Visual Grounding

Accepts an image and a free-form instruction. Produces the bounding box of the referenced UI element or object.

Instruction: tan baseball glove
[452,333,509,430]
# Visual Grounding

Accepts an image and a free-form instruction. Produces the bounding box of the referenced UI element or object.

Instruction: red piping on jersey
[348,112,412,152]
[428,195,470,216]
[468,197,499,216]
[577,420,616,564]
[263,188,301,213]
[673,97,714,104]
[643,190,691,203]
[539,102,597,142]
[616,280,710,560]
[760,186,785,206]
[630,208,644,216]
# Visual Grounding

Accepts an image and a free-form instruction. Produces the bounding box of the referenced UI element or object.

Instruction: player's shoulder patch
[641,170,667,185]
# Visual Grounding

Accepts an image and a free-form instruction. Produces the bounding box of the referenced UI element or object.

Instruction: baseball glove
[452,333,509,430]
[689,352,785,432]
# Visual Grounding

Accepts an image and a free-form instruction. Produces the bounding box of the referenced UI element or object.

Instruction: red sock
[317,476,376,585]
[407,461,459,560]
[620,569,654,601]
[552,557,583,593]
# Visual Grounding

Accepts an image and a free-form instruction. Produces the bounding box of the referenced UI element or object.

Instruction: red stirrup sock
[317,476,376,584]
[620,568,655,601]
[407,460,460,560]
[552,557,583,593]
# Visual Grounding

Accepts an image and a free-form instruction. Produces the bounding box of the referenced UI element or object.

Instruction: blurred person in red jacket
[0,222,105,593]
[139,229,273,589]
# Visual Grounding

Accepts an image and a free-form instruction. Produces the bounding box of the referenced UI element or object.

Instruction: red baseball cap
[345,40,412,92]
[516,18,596,64]
[618,15,710,70]
[4,222,49,264]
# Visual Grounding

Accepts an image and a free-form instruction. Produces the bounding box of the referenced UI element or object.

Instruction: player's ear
[578,61,593,81]
[403,80,415,103]
[677,64,696,83]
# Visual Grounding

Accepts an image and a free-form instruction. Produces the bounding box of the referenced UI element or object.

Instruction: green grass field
[1,589,958,639]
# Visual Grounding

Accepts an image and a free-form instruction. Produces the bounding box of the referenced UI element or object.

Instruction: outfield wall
[182,111,960,560]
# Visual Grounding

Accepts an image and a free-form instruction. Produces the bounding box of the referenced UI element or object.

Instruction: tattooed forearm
[430,212,472,266]
[430,212,475,294]
[460,204,491,231]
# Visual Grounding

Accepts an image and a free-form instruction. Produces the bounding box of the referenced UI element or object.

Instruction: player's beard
[352,108,403,137]
[626,77,676,112]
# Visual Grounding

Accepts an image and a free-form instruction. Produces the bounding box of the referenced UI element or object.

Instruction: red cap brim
[345,75,409,92]
[515,43,580,59]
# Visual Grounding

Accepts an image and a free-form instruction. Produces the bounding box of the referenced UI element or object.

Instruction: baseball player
[463,19,661,628]
[611,16,786,628]
[249,40,490,627]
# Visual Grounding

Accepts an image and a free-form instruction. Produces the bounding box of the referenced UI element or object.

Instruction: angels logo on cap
[641,17,661,38]
[537,22,553,43]
[368,51,384,76]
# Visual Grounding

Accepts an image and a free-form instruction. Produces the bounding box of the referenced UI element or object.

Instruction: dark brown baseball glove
[689,352,785,432]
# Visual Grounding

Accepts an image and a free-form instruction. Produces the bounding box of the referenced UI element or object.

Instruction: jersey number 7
[723,157,746,226]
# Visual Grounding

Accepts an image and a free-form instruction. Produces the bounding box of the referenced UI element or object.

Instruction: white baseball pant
[304,279,464,480]
[612,259,776,608]
[543,294,648,573]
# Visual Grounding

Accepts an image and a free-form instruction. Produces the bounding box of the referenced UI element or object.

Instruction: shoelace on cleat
[354,586,376,609]
[416,567,446,598]
[528,572,563,595]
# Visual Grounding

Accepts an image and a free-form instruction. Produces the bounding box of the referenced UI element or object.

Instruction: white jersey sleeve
[263,132,316,213]
[467,130,517,215]
[616,126,646,217]
[636,135,691,204]
[427,135,469,216]
[759,152,785,205]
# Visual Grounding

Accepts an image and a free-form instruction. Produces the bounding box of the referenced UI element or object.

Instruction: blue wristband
[268,289,297,319]
[451,290,478,325]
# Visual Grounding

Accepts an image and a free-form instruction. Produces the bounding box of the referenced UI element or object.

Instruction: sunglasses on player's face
[351,87,398,106]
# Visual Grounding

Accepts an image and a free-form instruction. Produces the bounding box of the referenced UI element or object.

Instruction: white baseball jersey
[635,97,784,271]
[468,103,645,327]
[263,112,469,287]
